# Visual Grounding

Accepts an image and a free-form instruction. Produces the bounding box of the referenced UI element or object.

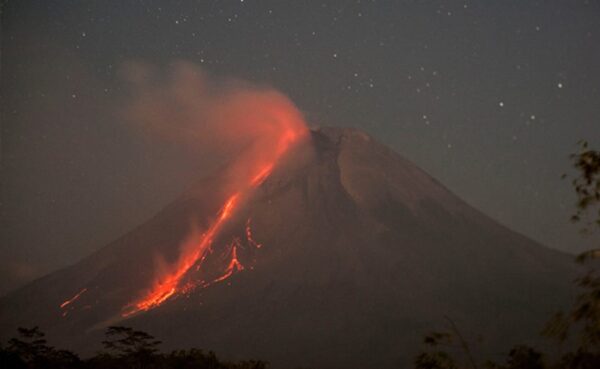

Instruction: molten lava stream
[246,219,262,249]
[60,288,87,309]
[210,241,245,285]
[122,193,241,317]
[121,125,306,318]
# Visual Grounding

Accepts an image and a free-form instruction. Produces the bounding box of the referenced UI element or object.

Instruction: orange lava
[122,192,241,317]
[60,288,87,309]
[246,219,262,249]
[211,242,244,284]
[122,123,306,318]
[251,164,274,186]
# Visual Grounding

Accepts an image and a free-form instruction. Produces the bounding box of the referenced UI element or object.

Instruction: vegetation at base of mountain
[0,325,268,369]
[415,141,600,369]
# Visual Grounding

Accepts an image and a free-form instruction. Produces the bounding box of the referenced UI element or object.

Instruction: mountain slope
[0,127,577,368]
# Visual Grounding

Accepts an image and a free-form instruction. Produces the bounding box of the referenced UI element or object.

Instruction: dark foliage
[414,141,600,369]
[543,142,600,353]
[501,345,544,369]
[3,326,82,369]
[415,351,458,369]
[1,326,268,369]
[414,317,479,369]
[101,326,161,357]
[565,140,600,232]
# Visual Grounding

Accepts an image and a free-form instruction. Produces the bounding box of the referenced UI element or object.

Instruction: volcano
[0,127,577,368]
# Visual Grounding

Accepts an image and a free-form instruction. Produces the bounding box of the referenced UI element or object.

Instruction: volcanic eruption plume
[116,61,308,317]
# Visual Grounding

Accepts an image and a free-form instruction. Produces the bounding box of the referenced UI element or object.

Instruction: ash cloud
[115,62,309,315]
[120,61,308,180]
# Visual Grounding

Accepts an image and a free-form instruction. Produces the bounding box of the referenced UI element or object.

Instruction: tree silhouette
[503,346,544,369]
[543,141,600,367]
[7,327,52,362]
[414,320,467,369]
[5,326,80,369]
[101,326,162,357]
[99,326,162,369]
[565,140,600,233]
[2,325,271,369]
[0,342,27,369]
[414,141,600,369]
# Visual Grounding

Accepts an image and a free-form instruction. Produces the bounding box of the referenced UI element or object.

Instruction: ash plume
[117,61,309,316]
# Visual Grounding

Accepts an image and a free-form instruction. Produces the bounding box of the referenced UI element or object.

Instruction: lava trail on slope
[57,62,309,319]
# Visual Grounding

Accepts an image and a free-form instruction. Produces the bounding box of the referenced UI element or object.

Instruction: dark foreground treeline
[0,312,599,369]
[0,251,598,369]
[0,326,268,369]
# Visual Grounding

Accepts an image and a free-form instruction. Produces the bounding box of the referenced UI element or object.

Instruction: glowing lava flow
[251,163,274,186]
[60,288,88,317]
[246,219,262,249]
[122,193,241,317]
[60,288,87,309]
[211,241,244,284]
[122,126,306,318]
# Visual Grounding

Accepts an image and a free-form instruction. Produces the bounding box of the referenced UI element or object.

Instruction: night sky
[1,0,599,295]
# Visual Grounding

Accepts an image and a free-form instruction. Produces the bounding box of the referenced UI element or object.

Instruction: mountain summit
[0,127,576,368]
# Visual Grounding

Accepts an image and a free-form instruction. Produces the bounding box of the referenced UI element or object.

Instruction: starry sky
[1,0,599,295]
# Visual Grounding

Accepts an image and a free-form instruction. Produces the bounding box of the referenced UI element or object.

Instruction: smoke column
[120,61,308,316]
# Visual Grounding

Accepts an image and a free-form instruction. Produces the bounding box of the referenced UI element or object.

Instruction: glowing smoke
[119,61,308,316]
[122,61,307,190]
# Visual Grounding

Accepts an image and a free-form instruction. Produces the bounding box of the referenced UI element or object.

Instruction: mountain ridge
[0,127,578,368]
